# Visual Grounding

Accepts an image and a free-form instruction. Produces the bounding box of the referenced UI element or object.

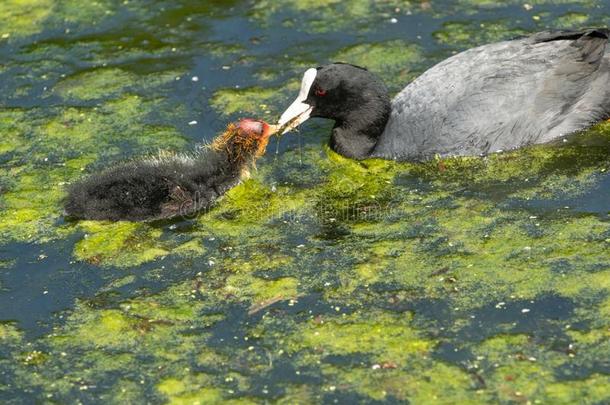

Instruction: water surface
[0,0,609,403]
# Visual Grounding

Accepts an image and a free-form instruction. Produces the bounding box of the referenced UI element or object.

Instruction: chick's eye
[315,88,327,97]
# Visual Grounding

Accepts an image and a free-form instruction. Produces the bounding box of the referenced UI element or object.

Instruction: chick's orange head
[237,118,274,139]
[236,118,276,157]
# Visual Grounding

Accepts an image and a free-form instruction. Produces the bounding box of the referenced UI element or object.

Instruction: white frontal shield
[277,68,317,134]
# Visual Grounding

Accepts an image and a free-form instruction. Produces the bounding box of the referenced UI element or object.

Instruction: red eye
[315,88,327,97]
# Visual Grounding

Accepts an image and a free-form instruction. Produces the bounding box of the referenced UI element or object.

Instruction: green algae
[210,86,279,117]
[1,0,610,403]
[73,222,168,268]
[158,377,225,405]
[210,81,300,119]
[251,0,416,33]
[0,0,53,38]
[0,0,137,40]
[334,40,423,93]
[158,374,256,405]
[315,362,477,403]
[0,113,27,155]
[54,68,137,101]
[294,311,432,362]
[51,0,117,25]
[64,309,141,349]
[251,0,602,35]
[227,275,299,306]
[0,323,21,341]
[434,20,527,48]
[0,92,187,245]
[432,1,606,45]
[73,223,209,268]
[444,0,599,19]
[544,375,610,404]
[0,163,76,243]
[3,120,609,402]
[196,177,307,238]
[411,122,610,186]
[554,12,590,28]
[53,68,184,102]
[0,110,30,150]
[472,331,610,403]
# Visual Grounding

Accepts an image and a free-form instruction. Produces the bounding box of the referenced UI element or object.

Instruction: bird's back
[374,29,610,160]
[64,150,240,221]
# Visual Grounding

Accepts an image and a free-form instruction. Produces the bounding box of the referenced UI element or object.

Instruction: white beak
[278,68,317,134]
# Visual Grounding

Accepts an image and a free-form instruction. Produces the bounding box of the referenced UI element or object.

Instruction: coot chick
[278,29,610,161]
[65,119,274,221]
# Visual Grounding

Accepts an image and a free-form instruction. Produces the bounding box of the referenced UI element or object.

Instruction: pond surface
[0,0,609,403]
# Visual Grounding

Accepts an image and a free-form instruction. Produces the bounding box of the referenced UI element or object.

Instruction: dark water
[0,1,609,403]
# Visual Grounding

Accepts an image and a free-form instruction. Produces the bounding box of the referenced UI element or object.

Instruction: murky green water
[0,0,609,403]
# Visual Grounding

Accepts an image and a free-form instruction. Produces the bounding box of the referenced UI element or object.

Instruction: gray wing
[374,29,610,160]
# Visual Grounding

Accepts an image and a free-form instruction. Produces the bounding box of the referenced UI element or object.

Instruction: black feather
[64,148,242,222]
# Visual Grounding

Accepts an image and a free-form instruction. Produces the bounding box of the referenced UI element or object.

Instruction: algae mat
[0,0,609,403]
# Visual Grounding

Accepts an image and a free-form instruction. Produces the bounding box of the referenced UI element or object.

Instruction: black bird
[65,119,274,221]
[278,29,610,161]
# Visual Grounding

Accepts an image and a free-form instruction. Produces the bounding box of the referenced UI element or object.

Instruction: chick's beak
[261,121,273,138]
[277,68,317,134]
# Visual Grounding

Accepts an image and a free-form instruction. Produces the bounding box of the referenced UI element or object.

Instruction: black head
[278,63,391,159]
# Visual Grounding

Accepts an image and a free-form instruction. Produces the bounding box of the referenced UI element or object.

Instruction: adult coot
[65,119,274,221]
[278,29,610,161]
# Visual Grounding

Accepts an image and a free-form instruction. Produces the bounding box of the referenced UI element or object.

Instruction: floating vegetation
[433,20,528,48]
[250,0,414,33]
[1,0,609,403]
[333,40,423,93]
[0,0,53,38]
[210,81,300,119]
